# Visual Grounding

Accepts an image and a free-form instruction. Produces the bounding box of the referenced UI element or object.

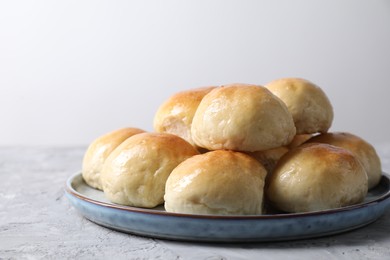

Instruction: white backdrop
[1,0,389,146]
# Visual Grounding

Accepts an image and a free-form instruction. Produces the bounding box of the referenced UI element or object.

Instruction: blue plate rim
[65,172,390,220]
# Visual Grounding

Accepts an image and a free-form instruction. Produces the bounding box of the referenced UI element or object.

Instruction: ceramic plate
[65,173,390,242]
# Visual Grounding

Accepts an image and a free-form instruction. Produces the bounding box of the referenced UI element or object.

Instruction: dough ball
[191,84,296,152]
[266,143,368,213]
[153,86,216,147]
[101,133,199,208]
[306,132,382,189]
[265,78,333,134]
[82,127,145,190]
[164,150,267,215]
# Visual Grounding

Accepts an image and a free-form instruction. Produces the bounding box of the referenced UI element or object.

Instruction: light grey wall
[1,0,389,146]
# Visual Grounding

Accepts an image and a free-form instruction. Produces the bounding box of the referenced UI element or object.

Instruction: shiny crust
[164,150,267,215]
[101,133,199,208]
[265,78,333,134]
[191,84,296,152]
[82,127,145,190]
[306,132,382,189]
[153,87,216,146]
[266,143,368,213]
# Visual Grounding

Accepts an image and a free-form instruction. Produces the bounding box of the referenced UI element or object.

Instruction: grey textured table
[1,145,390,259]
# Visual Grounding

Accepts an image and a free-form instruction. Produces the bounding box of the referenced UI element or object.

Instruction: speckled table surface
[1,145,390,260]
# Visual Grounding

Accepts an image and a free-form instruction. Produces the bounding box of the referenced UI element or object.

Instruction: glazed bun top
[266,143,368,213]
[101,132,199,208]
[82,127,145,190]
[153,86,216,146]
[164,150,267,215]
[306,132,382,189]
[265,78,333,134]
[191,84,296,152]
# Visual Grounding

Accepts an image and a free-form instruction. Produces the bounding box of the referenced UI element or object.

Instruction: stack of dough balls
[81,78,382,216]
[156,84,294,214]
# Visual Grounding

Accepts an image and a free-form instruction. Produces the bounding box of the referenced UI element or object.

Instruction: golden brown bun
[191,84,296,152]
[101,133,199,208]
[82,127,145,190]
[306,132,382,189]
[265,78,333,134]
[247,146,289,174]
[266,143,368,213]
[153,87,216,146]
[164,150,267,215]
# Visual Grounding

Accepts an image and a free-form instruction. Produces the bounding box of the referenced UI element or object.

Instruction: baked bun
[82,127,145,190]
[164,150,267,215]
[306,132,382,189]
[153,87,216,147]
[100,133,198,208]
[247,146,289,174]
[266,143,368,213]
[265,78,333,134]
[191,84,296,152]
